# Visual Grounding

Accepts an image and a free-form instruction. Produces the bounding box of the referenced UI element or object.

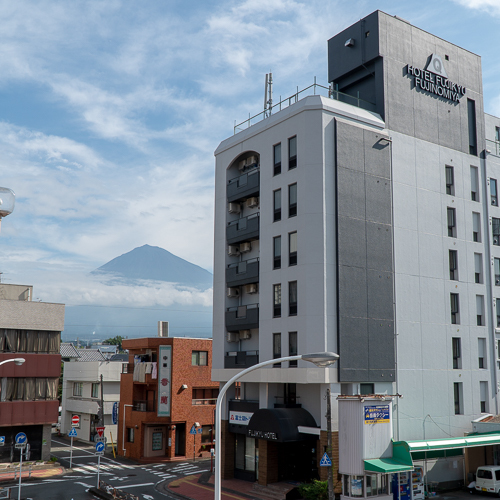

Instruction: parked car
[475,466,500,495]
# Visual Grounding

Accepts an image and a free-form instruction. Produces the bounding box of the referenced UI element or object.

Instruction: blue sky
[1,0,499,311]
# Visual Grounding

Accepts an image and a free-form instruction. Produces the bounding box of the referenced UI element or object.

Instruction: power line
[65,304,212,313]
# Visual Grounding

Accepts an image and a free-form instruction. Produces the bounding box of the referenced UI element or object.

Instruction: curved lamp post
[0,187,15,233]
[214,351,339,499]
[0,358,25,367]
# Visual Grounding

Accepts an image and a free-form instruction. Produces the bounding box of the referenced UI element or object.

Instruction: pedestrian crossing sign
[68,428,78,437]
[320,453,332,467]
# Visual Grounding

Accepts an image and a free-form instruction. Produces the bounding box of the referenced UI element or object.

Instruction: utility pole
[327,388,334,500]
[99,374,104,426]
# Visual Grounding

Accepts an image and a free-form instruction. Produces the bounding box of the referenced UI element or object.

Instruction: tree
[103,335,125,351]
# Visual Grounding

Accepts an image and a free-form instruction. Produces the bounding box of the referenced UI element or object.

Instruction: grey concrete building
[212,10,500,491]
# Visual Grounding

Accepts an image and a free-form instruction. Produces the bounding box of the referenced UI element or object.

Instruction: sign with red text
[157,345,172,417]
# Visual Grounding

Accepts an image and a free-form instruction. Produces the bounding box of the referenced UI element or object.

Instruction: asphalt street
[2,436,211,500]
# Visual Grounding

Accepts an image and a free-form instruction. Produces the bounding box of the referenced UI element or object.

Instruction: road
[3,436,210,500]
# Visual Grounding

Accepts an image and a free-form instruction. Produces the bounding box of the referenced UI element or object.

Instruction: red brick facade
[118,337,218,462]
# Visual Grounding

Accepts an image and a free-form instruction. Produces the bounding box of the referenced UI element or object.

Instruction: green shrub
[298,480,328,500]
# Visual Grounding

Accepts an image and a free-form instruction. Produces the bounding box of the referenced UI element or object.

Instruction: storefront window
[245,438,255,472]
[366,474,378,496]
[235,435,256,473]
[152,431,163,451]
[351,476,364,497]
[344,475,350,496]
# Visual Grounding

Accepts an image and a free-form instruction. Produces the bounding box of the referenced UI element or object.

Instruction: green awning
[364,458,414,473]
[398,432,500,453]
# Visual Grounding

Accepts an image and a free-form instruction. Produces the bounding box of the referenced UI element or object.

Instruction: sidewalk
[0,463,64,483]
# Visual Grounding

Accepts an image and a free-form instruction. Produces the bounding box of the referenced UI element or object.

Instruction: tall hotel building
[213,10,500,488]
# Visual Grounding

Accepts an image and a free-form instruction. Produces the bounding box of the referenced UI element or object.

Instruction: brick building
[118,337,218,461]
[0,283,64,462]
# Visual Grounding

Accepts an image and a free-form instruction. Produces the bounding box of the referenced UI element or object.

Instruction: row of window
[453,381,488,414]
[450,293,485,325]
[273,183,297,222]
[446,208,481,240]
[273,232,297,268]
[192,387,219,405]
[273,136,297,175]
[1,377,58,402]
[273,331,298,367]
[452,337,488,369]
[0,329,60,354]
[73,381,100,398]
[448,250,484,283]
[445,164,498,206]
[273,281,297,317]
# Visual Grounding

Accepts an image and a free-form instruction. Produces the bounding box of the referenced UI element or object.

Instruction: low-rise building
[60,345,125,443]
[118,336,218,462]
[0,283,64,461]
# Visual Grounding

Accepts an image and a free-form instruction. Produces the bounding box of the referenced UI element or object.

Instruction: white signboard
[158,345,172,417]
[229,411,253,426]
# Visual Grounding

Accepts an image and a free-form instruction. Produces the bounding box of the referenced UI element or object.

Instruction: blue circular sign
[15,432,27,444]
[95,441,105,452]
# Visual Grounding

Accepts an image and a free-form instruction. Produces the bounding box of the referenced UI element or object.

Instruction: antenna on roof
[264,72,273,118]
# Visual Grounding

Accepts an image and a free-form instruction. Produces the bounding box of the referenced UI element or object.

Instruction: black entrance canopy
[246,408,318,443]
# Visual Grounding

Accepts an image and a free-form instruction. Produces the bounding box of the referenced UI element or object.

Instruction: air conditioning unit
[228,202,240,214]
[239,330,251,340]
[228,245,240,256]
[240,242,251,253]
[245,284,258,294]
[246,156,257,167]
[227,332,239,343]
[238,160,246,171]
[227,287,240,298]
[246,197,259,209]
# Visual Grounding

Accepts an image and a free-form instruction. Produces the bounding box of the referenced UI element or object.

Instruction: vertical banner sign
[158,345,172,417]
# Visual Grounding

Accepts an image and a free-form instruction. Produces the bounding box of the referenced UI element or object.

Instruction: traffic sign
[15,432,27,449]
[0,436,5,446]
[71,415,80,427]
[95,441,105,455]
[320,452,332,467]
[189,425,197,435]
[197,428,202,434]
[96,426,105,438]
[68,428,77,438]
[95,436,105,444]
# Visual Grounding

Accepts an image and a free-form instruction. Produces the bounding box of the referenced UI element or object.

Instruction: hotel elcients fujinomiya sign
[406,54,466,103]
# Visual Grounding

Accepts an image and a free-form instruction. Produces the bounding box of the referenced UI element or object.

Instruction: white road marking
[117,482,155,489]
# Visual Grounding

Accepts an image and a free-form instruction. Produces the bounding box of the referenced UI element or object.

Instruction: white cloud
[452,0,500,15]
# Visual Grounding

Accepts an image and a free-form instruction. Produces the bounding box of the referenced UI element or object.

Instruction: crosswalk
[145,462,208,481]
[70,461,135,475]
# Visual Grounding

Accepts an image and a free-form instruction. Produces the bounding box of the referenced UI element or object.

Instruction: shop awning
[246,407,318,443]
[364,458,414,474]
[402,432,500,452]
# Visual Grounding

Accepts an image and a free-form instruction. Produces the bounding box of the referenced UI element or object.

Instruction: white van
[475,466,500,495]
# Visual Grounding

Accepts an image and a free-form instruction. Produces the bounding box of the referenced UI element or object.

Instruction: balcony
[227,169,260,203]
[225,350,259,369]
[133,399,155,412]
[226,304,259,332]
[226,258,259,287]
[227,214,259,246]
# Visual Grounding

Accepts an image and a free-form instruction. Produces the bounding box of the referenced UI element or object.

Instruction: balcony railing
[192,398,217,405]
[227,169,260,203]
[225,350,259,369]
[226,258,259,287]
[133,400,155,412]
[227,214,259,245]
[226,304,259,331]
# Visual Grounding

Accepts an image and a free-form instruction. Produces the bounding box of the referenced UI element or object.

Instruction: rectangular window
[273,333,281,367]
[492,179,498,206]
[288,183,297,217]
[73,382,83,397]
[449,250,458,281]
[452,338,461,369]
[273,284,281,317]
[288,136,297,170]
[477,295,485,326]
[473,212,481,242]
[289,331,297,367]
[273,143,281,176]
[497,299,500,327]
[496,126,500,142]
[445,166,454,195]
[480,381,488,413]
[289,281,297,316]
[273,189,281,222]
[471,166,479,200]
[451,293,460,324]
[468,99,477,156]
[192,351,208,366]
[273,236,281,269]
[289,232,297,266]
[454,382,463,415]
[495,259,500,286]
[127,427,134,443]
[447,207,456,237]
[474,253,483,284]
[360,383,374,395]
[478,338,486,369]
[91,383,99,398]
[494,218,500,246]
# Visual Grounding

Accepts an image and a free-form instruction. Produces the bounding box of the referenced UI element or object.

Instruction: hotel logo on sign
[406,54,466,103]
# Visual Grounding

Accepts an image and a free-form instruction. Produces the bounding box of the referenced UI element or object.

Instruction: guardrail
[0,464,32,482]
[99,480,139,500]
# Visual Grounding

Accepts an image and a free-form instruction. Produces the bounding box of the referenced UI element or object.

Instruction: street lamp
[0,187,15,232]
[0,358,25,367]
[214,351,339,499]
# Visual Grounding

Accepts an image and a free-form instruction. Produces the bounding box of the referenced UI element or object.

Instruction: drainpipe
[122,404,133,456]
